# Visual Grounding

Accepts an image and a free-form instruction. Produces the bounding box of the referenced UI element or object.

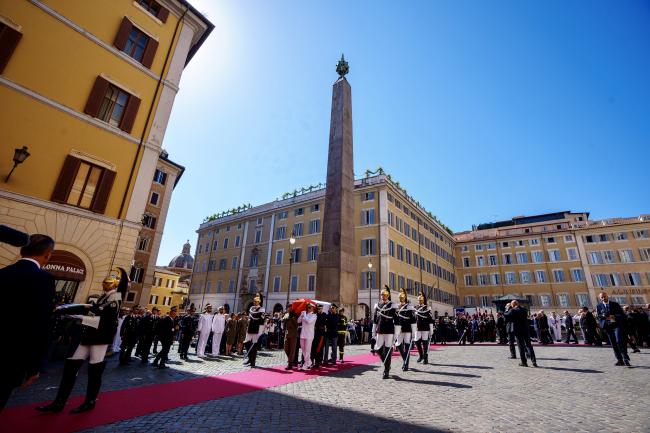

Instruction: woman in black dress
[37,268,127,413]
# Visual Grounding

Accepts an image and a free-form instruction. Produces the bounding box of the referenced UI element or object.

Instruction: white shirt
[197,313,214,333]
[211,313,226,333]
[298,311,317,339]
[20,257,41,269]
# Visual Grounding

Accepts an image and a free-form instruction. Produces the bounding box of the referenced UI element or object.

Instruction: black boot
[248,342,259,367]
[397,343,405,361]
[339,351,344,363]
[243,341,252,365]
[402,343,411,371]
[36,359,84,412]
[383,347,392,379]
[70,361,106,414]
[415,340,423,363]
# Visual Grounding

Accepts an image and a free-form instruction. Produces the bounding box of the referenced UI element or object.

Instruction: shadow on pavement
[428,363,494,370]
[539,366,603,374]
[409,368,481,378]
[535,357,578,361]
[392,375,473,388]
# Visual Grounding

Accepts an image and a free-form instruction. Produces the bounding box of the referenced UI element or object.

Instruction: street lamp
[5,146,30,182]
[285,235,296,309]
[367,260,373,318]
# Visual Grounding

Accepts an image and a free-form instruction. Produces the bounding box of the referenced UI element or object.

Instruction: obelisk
[316,55,357,313]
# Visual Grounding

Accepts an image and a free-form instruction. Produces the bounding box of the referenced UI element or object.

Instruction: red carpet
[1,348,436,433]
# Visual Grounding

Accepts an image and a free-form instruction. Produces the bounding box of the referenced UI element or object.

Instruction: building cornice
[0,76,161,154]
[0,189,142,229]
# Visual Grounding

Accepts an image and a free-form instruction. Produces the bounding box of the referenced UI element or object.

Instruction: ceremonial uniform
[395,289,416,371]
[152,309,176,368]
[211,310,226,356]
[298,306,317,369]
[119,309,140,365]
[137,311,157,363]
[225,315,238,355]
[38,268,126,414]
[373,286,397,379]
[311,308,327,367]
[283,311,299,369]
[414,291,434,364]
[236,316,248,354]
[178,311,198,360]
[337,309,348,362]
[196,306,214,357]
[244,294,265,368]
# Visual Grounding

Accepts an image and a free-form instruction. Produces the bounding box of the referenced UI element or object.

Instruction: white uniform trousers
[375,333,394,349]
[300,337,314,368]
[70,344,109,364]
[415,330,430,341]
[244,332,260,344]
[197,331,211,357]
[211,332,223,356]
[395,326,412,345]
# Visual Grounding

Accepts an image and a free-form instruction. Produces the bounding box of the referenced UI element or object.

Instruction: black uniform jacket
[415,304,433,331]
[374,301,397,334]
[80,290,121,345]
[155,315,175,344]
[395,303,416,332]
[247,306,265,334]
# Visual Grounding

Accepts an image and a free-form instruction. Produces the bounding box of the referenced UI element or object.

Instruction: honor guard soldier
[337,307,349,363]
[414,290,434,364]
[178,305,198,360]
[373,285,397,379]
[395,288,416,371]
[38,268,127,414]
[243,293,265,368]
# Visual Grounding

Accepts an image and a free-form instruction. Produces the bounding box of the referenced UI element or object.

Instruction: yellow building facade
[148,266,186,314]
[0,0,211,303]
[190,174,458,317]
[455,212,650,310]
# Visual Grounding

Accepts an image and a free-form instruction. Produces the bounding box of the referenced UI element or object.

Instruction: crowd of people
[1,230,648,413]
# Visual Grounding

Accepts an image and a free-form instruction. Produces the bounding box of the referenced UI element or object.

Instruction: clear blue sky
[157,0,650,264]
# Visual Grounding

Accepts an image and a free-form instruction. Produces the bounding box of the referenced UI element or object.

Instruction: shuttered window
[51,155,116,214]
[114,17,159,68]
[84,76,141,133]
[0,23,22,74]
[136,0,169,22]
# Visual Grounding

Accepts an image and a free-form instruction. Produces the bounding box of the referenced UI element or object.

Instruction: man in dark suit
[0,234,55,411]
[563,310,579,344]
[596,292,630,366]
[504,300,538,367]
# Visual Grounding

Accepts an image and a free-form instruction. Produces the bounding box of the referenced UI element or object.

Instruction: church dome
[169,240,194,270]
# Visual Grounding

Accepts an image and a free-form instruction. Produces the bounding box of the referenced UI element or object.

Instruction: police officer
[178,305,198,360]
[373,285,397,379]
[414,291,434,364]
[152,307,177,369]
[243,293,265,368]
[119,305,140,365]
[138,307,158,364]
[395,288,416,371]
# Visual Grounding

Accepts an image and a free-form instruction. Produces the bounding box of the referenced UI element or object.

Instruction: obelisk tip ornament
[336,54,349,77]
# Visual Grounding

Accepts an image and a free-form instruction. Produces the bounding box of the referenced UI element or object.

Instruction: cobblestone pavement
[7,344,650,432]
